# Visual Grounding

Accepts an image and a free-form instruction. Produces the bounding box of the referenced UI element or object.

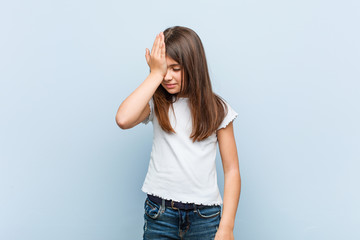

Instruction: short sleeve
[142,96,154,125]
[217,100,238,131]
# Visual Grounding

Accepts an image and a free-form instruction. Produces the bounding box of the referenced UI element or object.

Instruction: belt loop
[193,203,197,212]
[171,200,179,210]
[161,198,165,213]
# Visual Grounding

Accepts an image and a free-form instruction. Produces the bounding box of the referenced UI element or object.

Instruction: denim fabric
[143,197,221,240]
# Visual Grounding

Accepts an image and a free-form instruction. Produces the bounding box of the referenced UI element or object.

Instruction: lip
[165,84,176,88]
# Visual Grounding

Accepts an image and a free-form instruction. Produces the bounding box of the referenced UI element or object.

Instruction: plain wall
[0,0,359,239]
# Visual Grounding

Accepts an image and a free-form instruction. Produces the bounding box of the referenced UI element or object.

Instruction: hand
[214,227,234,240]
[145,32,167,78]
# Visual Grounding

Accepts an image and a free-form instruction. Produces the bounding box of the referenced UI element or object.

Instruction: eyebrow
[169,64,181,67]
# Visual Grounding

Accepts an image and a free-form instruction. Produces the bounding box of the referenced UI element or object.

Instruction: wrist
[149,71,165,81]
[218,222,234,232]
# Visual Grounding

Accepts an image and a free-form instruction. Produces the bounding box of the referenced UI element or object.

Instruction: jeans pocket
[144,198,162,220]
[196,205,221,219]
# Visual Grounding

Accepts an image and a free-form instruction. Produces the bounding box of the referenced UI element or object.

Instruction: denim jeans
[143,196,221,240]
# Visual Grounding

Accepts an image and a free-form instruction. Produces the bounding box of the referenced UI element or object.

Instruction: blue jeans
[143,196,221,240]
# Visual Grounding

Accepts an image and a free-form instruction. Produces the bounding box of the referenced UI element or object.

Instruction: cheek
[176,72,182,82]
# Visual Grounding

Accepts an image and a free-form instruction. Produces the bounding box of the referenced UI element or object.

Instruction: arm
[115,32,167,129]
[215,121,241,240]
[115,72,162,129]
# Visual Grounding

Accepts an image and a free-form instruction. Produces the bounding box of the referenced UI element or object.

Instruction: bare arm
[215,121,241,240]
[115,32,167,129]
[115,72,163,129]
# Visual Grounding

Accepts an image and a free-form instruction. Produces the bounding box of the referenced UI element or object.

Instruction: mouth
[165,83,177,88]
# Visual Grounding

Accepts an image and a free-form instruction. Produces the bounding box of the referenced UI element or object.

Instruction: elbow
[224,167,241,180]
[115,115,130,129]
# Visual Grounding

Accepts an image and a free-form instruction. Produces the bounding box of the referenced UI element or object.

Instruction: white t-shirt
[141,96,238,205]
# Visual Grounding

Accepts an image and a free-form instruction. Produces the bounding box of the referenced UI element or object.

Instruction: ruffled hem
[217,112,238,131]
[141,188,222,206]
[142,97,154,125]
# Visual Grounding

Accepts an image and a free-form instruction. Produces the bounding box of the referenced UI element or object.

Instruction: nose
[164,69,172,81]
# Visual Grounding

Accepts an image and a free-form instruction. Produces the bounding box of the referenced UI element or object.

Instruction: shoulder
[141,96,155,125]
[216,97,238,131]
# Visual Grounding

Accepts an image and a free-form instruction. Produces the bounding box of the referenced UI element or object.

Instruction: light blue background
[1,0,359,239]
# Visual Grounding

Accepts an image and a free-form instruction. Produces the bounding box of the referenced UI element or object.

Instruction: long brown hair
[153,26,228,142]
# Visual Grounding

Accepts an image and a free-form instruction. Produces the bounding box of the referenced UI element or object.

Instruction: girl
[116,26,241,240]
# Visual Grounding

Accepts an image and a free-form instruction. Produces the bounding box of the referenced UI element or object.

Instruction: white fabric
[141,96,238,205]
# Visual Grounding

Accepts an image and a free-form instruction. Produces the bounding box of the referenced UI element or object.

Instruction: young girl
[116,26,241,240]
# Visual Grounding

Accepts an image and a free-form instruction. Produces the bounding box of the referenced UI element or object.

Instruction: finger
[151,33,159,56]
[145,48,150,64]
[159,32,164,55]
[160,33,166,57]
[154,34,160,56]
[154,32,162,56]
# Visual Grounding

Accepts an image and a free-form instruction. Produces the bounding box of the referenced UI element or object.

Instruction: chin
[166,89,180,94]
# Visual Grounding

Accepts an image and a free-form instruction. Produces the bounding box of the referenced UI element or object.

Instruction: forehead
[166,56,180,66]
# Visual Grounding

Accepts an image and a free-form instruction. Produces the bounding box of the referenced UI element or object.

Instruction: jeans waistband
[147,194,208,211]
